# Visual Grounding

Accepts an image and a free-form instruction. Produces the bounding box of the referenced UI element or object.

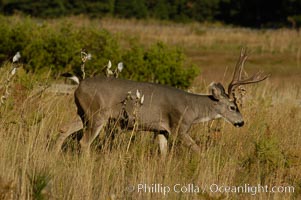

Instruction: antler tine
[228,48,270,100]
[228,47,248,97]
[234,48,247,80]
[238,49,248,80]
[229,71,270,89]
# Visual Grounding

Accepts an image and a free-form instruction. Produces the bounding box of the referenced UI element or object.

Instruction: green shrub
[0,17,122,76]
[24,23,81,73]
[27,170,52,200]
[0,16,32,60]
[75,28,122,76]
[0,16,199,88]
[121,42,199,88]
[240,134,290,184]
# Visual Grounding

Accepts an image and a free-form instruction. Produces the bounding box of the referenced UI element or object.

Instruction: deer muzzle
[234,121,244,127]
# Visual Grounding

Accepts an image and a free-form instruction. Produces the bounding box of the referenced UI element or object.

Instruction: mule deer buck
[55,48,269,156]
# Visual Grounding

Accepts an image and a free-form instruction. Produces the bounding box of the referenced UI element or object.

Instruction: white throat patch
[198,114,222,123]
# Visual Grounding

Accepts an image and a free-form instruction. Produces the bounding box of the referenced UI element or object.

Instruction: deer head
[209,48,270,127]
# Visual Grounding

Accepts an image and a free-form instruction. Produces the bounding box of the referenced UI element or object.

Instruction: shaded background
[1,0,301,28]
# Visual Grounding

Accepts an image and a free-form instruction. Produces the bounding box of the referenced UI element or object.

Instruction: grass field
[0,17,300,200]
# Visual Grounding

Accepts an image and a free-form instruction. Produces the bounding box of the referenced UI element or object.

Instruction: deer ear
[209,82,226,100]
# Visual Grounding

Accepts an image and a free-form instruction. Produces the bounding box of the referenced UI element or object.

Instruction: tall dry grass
[0,18,300,200]
[0,66,300,200]
[99,18,300,52]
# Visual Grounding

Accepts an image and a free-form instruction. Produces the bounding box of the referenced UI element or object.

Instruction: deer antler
[228,48,270,100]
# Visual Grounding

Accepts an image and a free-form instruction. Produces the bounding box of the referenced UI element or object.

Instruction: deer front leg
[173,123,201,154]
[178,133,201,154]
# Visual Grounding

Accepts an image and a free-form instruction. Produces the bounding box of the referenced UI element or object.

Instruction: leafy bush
[24,22,81,73]
[121,42,198,88]
[0,16,199,88]
[240,134,290,184]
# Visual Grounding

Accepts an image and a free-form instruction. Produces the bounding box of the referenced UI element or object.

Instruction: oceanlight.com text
[126,183,295,196]
[209,183,295,196]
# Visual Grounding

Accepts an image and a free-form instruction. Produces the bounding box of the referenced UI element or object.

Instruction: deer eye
[229,105,236,111]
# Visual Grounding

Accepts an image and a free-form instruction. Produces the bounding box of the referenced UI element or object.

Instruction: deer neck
[192,95,221,123]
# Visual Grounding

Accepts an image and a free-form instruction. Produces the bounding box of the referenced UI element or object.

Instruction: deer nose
[234,121,244,127]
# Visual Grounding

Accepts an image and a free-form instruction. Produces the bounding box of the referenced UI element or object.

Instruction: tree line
[1,0,301,28]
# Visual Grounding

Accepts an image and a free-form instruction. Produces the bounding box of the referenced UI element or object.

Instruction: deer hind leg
[55,118,83,154]
[156,131,169,158]
[80,118,105,153]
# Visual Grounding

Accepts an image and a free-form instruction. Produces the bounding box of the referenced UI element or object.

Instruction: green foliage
[121,42,198,88]
[27,171,52,200]
[0,16,31,60]
[190,0,220,21]
[149,0,170,20]
[241,134,290,184]
[74,28,122,76]
[0,16,198,88]
[114,0,148,19]
[0,17,122,75]
[24,23,81,73]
